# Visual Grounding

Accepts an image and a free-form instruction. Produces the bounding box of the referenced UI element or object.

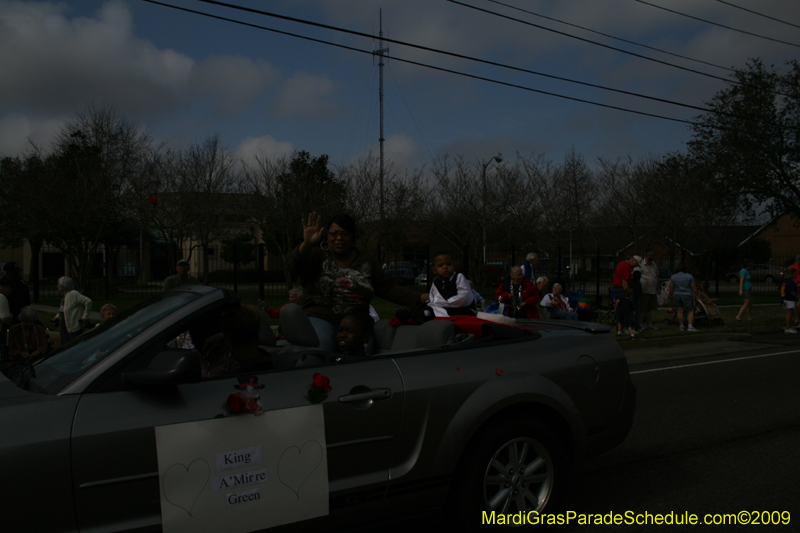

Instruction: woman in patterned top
[289,212,429,352]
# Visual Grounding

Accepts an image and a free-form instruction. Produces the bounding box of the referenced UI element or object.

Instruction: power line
[714,0,800,31]
[181,0,722,115]
[634,0,800,48]
[141,0,699,125]
[486,0,734,73]
[445,0,737,85]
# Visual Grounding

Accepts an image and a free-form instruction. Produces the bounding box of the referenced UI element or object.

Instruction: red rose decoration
[495,368,503,377]
[148,196,158,205]
[308,373,332,404]
[227,393,247,412]
[313,372,331,392]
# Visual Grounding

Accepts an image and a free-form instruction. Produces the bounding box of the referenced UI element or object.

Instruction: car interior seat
[390,320,456,352]
[279,303,320,348]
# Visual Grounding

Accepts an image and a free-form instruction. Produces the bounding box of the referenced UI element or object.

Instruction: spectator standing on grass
[667,263,698,332]
[631,255,643,332]
[781,268,798,334]
[639,250,661,329]
[788,255,800,326]
[735,259,753,322]
[611,256,639,303]
[614,288,639,341]
[520,253,539,281]
[2,262,31,324]
[52,276,92,344]
[163,259,199,291]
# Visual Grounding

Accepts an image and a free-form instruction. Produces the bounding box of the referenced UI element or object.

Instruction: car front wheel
[449,415,567,529]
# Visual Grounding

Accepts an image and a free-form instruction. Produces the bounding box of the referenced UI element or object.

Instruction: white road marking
[630,349,800,374]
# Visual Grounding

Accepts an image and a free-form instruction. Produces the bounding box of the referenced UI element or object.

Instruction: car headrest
[373,319,396,352]
[416,320,456,347]
[279,303,320,347]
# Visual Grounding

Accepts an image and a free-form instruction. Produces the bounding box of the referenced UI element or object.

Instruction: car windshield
[30,291,203,394]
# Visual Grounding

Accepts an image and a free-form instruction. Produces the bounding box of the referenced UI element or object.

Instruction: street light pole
[481,153,503,264]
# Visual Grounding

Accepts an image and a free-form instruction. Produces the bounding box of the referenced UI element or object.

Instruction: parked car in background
[483,261,509,286]
[725,263,783,283]
[385,267,418,285]
[384,261,420,285]
[1,286,635,532]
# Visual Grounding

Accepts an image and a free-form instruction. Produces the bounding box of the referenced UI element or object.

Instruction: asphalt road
[369,334,800,532]
[555,339,800,531]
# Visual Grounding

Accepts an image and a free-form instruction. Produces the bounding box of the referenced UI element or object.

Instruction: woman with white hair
[494,266,541,319]
[52,276,92,344]
[540,283,579,321]
[520,252,539,281]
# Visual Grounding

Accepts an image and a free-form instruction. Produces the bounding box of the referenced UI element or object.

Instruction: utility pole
[373,10,389,222]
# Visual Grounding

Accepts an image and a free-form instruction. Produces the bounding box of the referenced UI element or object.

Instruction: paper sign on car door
[155,404,328,533]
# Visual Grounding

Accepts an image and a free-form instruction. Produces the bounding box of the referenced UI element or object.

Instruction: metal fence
[30,243,795,305]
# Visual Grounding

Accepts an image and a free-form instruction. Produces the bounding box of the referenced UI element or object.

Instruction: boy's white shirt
[428,272,475,318]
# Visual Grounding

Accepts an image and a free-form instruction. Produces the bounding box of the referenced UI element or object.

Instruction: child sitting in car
[336,312,374,357]
[428,252,477,317]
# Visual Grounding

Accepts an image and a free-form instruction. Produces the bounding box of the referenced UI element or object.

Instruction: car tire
[448,415,567,530]
[765,275,774,283]
[728,275,738,282]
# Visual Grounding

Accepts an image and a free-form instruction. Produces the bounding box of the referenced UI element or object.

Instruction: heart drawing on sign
[278,440,323,499]
[162,459,210,517]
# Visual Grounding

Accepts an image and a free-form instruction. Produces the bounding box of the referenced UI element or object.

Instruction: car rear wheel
[728,275,738,282]
[448,415,567,529]
[765,275,775,283]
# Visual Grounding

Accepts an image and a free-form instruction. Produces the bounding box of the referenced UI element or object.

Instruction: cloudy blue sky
[2,0,799,170]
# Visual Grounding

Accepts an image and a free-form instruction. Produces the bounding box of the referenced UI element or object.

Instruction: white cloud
[348,134,422,170]
[235,135,296,168]
[0,0,193,114]
[0,113,64,155]
[272,71,339,119]
[193,55,281,116]
[0,0,285,154]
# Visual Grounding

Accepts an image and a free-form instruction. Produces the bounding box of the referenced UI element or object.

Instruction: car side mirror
[122,348,202,386]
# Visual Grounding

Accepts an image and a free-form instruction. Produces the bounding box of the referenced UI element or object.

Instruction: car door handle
[339,388,392,403]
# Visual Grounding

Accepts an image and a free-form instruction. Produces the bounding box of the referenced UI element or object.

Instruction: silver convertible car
[1,286,634,532]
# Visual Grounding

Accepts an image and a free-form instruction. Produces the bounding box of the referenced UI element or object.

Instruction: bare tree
[595,155,654,251]
[177,133,238,282]
[130,147,197,268]
[242,150,345,287]
[337,152,427,258]
[10,105,152,292]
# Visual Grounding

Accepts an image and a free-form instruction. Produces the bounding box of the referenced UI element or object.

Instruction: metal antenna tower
[373,10,389,221]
